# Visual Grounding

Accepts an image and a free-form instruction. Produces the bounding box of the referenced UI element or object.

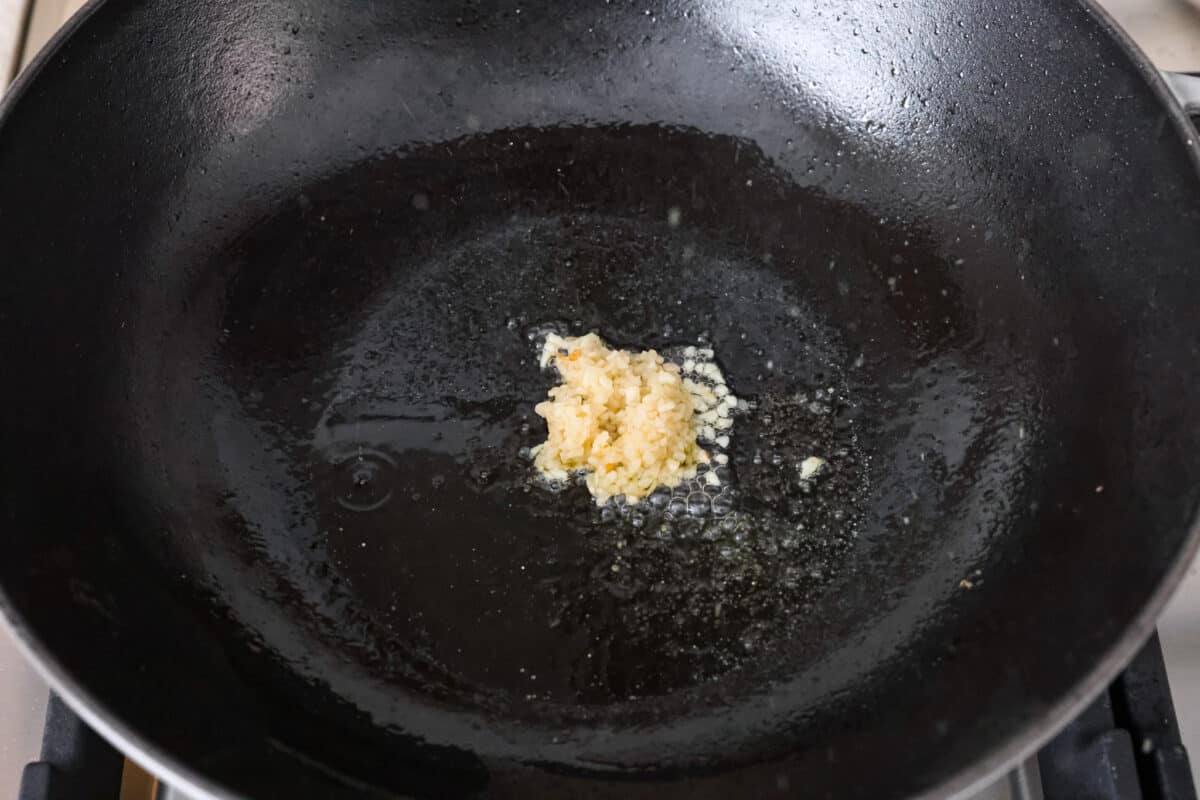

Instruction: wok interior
[134,118,1043,773]
[2,1,1200,797]
[172,123,1002,721]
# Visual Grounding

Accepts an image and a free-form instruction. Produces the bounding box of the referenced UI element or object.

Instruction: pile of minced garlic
[531,333,735,505]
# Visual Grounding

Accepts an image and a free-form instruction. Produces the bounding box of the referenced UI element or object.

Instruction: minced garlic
[531,333,715,504]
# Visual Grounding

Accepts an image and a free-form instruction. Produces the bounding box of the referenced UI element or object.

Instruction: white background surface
[1,0,1200,798]
[0,0,23,83]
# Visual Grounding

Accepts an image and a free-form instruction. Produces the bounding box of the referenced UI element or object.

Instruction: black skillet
[3,0,1200,798]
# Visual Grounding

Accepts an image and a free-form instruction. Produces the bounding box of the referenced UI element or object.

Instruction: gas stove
[2,1,1200,799]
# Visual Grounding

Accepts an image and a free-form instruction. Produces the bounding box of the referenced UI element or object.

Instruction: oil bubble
[332,449,397,512]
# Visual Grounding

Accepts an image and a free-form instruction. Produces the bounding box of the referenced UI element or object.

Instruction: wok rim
[0,0,1198,798]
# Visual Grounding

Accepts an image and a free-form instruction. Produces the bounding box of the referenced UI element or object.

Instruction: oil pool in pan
[305,215,873,711]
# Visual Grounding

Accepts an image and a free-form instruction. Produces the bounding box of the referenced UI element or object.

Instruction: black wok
[2,1,1200,798]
